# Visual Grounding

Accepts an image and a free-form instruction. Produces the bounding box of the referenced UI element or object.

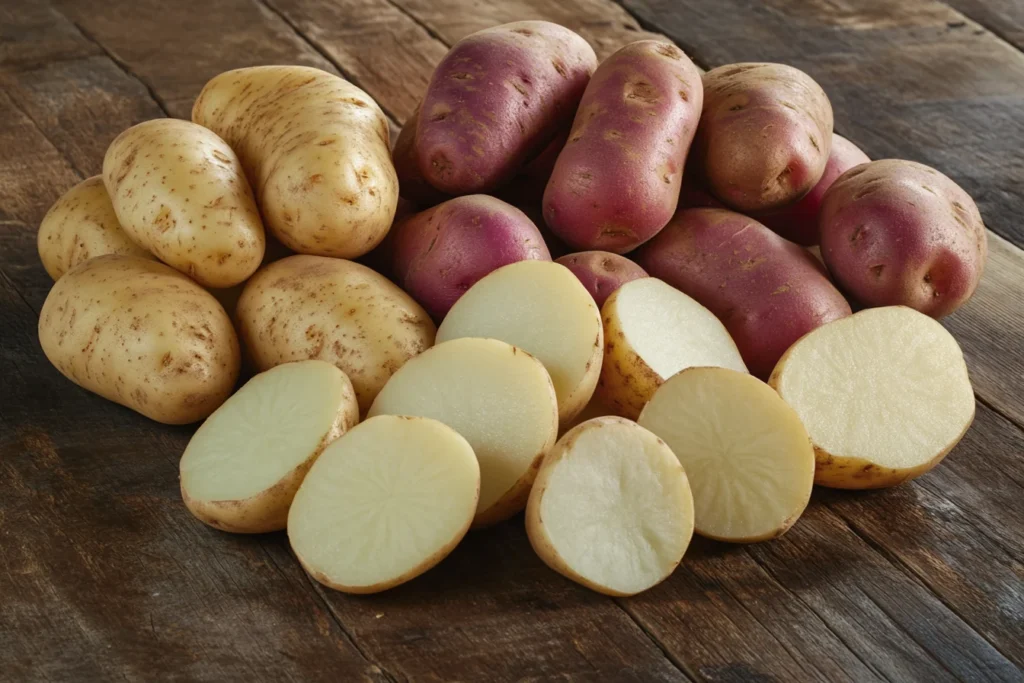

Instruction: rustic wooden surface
[1,0,1022,680]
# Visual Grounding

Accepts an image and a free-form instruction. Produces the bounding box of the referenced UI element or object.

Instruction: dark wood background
[2,0,1023,681]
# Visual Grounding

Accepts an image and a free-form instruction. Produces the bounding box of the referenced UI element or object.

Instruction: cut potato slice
[638,367,814,542]
[597,278,747,419]
[526,416,694,596]
[369,338,558,527]
[288,415,479,593]
[436,260,603,425]
[180,360,359,533]
[769,306,975,489]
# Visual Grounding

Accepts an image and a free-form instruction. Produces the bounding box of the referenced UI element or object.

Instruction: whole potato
[555,251,647,308]
[38,255,240,424]
[391,195,551,320]
[416,21,596,194]
[236,255,435,414]
[193,66,397,259]
[819,159,987,318]
[635,208,851,378]
[694,63,833,212]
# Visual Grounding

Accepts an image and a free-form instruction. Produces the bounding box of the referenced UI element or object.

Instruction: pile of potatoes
[37,20,984,597]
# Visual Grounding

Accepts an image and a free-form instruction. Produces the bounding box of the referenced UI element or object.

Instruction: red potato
[555,252,648,308]
[416,21,597,195]
[635,208,851,378]
[543,41,704,253]
[819,159,987,318]
[390,195,551,320]
[393,108,450,207]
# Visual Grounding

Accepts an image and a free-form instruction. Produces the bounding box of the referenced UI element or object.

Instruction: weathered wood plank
[0,2,99,69]
[943,0,1024,51]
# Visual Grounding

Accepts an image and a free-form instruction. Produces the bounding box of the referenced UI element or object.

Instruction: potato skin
[555,251,647,309]
[38,255,240,424]
[635,208,851,378]
[393,106,450,207]
[103,119,265,289]
[694,63,833,212]
[236,255,435,414]
[391,195,551,320]
[819,159,987,318]
[193,66,397,259]
[416,21,596,194]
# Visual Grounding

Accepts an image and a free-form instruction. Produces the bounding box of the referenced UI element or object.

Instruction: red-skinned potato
[635,208,851,378]
[543,41,704,253]
[555,251,648,308]
[393,107,450,207]
[819,159,987,318]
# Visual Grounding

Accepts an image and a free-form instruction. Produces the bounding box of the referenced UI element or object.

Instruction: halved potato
[288,415,479,594]
[180,360,359,533]
[638,367,814,542]
[526,416,694,596]
[436,261,603,424]
[769,306,975,488]
[369,338,558,527]
[596,278,747,419]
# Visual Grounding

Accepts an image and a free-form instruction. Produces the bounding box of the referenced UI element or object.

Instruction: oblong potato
[103,119,265,288]
[38,255,240,424]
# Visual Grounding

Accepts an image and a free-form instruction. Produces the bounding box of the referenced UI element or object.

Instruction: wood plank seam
[614,602,699,681]
[378,0,448,47]
[0,91,90,182]
[943,5,1023,56]
[976,394,1024,437]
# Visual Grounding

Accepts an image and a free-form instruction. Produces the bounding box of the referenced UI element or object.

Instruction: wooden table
[2,0,1023,680]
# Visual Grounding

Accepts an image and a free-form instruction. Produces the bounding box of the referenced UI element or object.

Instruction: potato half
[638,367,814,542]
[179,360,359,533]
[526,417,694,596]
[769,306,975,488]
[288,416,479,594]
[596,278,747,419]
[369,338,558,527]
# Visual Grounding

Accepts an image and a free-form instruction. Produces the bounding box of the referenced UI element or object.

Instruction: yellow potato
[38,255,240,424]
[37,176,153,280]
[103,119,265,288]
[192,66,397,259]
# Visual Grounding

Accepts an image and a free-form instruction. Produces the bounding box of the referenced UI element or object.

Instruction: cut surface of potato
[288,415,479,593]
[597,278,747,419]
[638,367,814,542]
[369,338,558,527]
[526,417,694,596]
[436,261,603,424]
[769,306,975,488]
[180,360,359,533]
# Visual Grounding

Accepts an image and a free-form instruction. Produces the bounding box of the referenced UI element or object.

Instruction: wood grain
[943,0,1024,51]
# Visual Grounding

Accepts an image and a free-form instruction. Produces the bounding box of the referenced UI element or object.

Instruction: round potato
[555,251,647,308]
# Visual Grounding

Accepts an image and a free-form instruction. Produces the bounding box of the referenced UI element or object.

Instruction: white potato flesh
[769,306,975,489]
[436,261,603,424]
[369,338,558,527]
[639,367,814,542]
[288,415,479,593]
[180,360,358,533]
[526,417,694,596]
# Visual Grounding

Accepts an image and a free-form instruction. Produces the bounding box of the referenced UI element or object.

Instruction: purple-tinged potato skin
[635,208,851,379]
[391,195,551,320]
[417,21,597,195]
[543,41,704,254]
[556,251,647,309]
[393,108,450,207]
[819,159,987,319]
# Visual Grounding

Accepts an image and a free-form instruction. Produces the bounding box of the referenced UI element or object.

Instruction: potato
[820,159,987,318]
[37,176,153,281]
[38,255,240,424]
[639,367,814,542]
[596,278,747,420]
[193,66,397,259]
[526,416,694,596]
[235,255,435,415]
[436,260,602,424]
[555,251,647,308]
[769,307,975,488]
[391,195,551,320]
[416,21,596,194]
[694,63,833,212]
[369,338,558,527]
[288,415,479,594]
[180,360,359,533]
[393,106,449,206]
[635,208,851,378]
[102,119,265,289]
[543,41,703,253]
